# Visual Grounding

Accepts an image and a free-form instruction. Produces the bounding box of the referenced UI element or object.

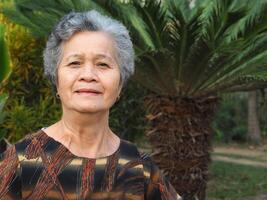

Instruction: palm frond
[201,33,267,90]
[164,0,205,93]
[2,0,267,97]
[189,39,244,95]
[131,0,169,50]
[0,24,11,83]
[199,74,267,97]
[110,3,155,51]
[181,0,267,96]
[200,49,267,96]
[197,0,232,41]
[133,50,177,95]
[224,0,267,42]
[2,0,118,38]
[164,0,191,21]
[179,38,212,96]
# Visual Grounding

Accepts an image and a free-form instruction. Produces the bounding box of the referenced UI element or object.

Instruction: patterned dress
[0,130,181,200]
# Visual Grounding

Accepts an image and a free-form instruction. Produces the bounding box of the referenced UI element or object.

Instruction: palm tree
[2,0,267,199]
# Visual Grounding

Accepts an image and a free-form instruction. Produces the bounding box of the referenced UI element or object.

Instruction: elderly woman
[0,10,181,200]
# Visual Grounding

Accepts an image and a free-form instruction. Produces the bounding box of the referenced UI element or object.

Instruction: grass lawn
[206,161,267,199]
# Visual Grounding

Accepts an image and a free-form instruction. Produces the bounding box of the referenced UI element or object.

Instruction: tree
[247,91,261,144]
[2,0,267,199]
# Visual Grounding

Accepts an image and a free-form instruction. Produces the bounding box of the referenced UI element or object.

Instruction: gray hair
[43,10,135,88]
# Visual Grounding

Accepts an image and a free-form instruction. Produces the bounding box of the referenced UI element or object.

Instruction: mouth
[75,89,102,95]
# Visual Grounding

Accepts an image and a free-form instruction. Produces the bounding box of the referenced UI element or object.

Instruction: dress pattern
[0,130,181,200]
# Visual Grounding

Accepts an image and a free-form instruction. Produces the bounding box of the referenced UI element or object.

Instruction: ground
[208,142,267,200]
[138,140,267,200]
[212,143,267,168]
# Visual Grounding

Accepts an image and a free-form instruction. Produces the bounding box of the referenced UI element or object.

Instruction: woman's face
[57,31,122,114]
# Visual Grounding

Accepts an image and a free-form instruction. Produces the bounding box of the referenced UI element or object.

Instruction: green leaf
[0,93,8,124]
[0,93,8,113]
[3,0,267,97]
[0,24,11,83]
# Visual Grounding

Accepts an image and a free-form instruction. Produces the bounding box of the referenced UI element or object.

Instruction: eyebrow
[65,53,115,62]
[65,54,84,62]
[94,54,116,63]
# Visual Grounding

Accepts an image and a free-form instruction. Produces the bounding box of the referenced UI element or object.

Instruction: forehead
[61,31,117,60]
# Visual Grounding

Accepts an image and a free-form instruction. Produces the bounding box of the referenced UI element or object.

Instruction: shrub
[110,81,147,142]
[0,21,11,143]
[0,15,61,142]
[212,93,248,143]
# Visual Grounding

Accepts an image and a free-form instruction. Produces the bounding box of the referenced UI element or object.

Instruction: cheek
[103,72,121,99]
[110,73,121,94]
[57,70,76,94]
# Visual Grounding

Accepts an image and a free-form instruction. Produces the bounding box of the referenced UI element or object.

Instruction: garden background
[1,0,267,199]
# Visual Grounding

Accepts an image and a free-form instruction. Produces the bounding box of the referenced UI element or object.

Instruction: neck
[61,109,110,139]
[47,109,119,158]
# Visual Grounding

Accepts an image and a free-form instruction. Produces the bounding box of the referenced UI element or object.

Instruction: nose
[78,63,98,82]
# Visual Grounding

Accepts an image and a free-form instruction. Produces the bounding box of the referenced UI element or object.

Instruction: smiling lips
[75,88,102,95]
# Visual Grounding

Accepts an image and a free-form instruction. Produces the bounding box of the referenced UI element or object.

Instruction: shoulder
[118,139,156,168]
[15,129,49,154]
[118,139,156,169]
[0,130,45,164]
[0,130,45,199]
[119,139,141,159]
[1,129,48,163]
[117,141,158,183]
[16,129,47,145]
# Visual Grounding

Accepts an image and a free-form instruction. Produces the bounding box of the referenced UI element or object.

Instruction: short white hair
[43,10,135,88]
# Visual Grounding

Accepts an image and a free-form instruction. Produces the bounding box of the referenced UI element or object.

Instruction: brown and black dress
[0,130,181,200]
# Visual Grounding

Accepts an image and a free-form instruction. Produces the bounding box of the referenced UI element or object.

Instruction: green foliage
[212,93,247,143]
[258,89,267,138]
[1,0,134,38]
[4,99,36,141]
[0,24,11,82]
[3,0,267,97]
[3,97,61,142]
[0,15,62,142]
[207,161,267,199]
[110,81,147,142]
[0,22,11,140]
[2,0,267,143]
[213,91,267,143]
[0,93,8,124]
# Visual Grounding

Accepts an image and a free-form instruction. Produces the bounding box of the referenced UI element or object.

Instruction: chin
[63,100,113,114]
[73,105,109,114]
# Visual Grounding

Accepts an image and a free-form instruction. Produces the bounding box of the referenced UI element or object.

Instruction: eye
[97,62,109,68]
[68,61,81,67]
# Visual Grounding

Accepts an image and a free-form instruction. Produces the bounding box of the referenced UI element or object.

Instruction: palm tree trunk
[247,91,261,144]
[145,94,218,200]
